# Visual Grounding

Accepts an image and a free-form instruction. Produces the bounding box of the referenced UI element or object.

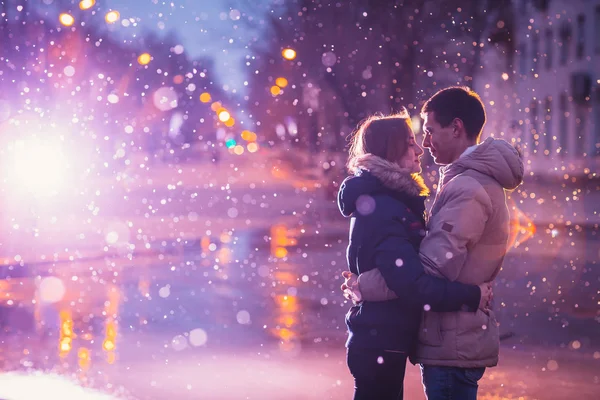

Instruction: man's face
[422,111,457,165]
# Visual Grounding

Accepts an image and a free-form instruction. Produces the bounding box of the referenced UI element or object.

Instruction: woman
[337,111,491,400]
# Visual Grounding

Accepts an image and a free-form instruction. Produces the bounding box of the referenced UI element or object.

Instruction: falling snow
[0,0,595,399]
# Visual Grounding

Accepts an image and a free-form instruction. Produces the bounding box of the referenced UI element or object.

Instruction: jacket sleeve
[366,217,481,312]
[420,176,492,282]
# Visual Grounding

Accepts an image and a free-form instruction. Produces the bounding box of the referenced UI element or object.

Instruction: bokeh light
[282,48,296,60]
[275,77,288,88]
[38,277,66,304]
[218,110,231,122]
[247,142,259,153]
[233,145,245,155]
[79,0,96,10]
[270,86,281,96]
[137,53,151,65]
[224,117,235,127]
[59,13,75,27]
[241,130,257,141]
[200,92,211,103]
[105,10,120,24]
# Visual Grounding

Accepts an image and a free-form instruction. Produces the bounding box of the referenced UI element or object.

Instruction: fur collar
[350,154,429,197]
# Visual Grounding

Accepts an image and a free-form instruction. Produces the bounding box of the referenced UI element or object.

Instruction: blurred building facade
[477,0,600,180]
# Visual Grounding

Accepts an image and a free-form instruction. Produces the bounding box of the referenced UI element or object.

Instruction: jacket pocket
[456,309,499,362]
[418,311,443,346]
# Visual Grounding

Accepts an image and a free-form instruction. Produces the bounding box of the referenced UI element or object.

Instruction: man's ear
[452,118,465,137]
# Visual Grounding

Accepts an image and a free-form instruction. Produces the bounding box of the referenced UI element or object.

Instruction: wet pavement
[0,218,599,398]
[0,158,599,398]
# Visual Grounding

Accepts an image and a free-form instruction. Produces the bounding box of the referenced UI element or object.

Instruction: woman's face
[398,131,424,174]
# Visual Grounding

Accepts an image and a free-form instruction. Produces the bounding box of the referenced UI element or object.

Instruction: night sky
[101,0,270,92]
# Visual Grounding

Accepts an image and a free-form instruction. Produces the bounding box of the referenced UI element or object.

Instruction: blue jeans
[420,365,486,400]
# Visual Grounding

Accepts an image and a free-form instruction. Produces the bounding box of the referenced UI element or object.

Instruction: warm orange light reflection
[216,247,233,263]
[276,295,298,313]
[201,236,211,252]
[60,338,72,353]
[278,328,296,341]
[138,278,150,297]
[274,247,288,258]
[210,101,222,111]
[274,271,297,284]
[173,74,184,84]
[78,347,91,370]
[200,92,211,103]
[59,13,75,26]
[224,117,235,127]
[103,339,115,351]
[507,199,536,249]
[278,314,296,327]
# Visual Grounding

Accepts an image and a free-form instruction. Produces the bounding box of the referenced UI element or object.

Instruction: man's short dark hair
[421,86,486,141]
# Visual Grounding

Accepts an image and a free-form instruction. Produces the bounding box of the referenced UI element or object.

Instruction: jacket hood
[338,154,429,217]
[442,137,524,190]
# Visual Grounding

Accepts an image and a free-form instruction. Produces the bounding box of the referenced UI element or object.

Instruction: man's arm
[359,219,481,312]
[358,176,491,301]
[420,176,492,282]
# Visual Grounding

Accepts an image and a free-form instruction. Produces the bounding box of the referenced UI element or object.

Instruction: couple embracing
[338,87,524,399]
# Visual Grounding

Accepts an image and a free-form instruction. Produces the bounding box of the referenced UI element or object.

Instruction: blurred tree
[244,0,515,154]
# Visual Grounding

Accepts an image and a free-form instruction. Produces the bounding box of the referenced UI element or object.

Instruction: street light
[199,92,211,103]
[79,0,96,10]
[275,77,288,88]
[270,86,281,96]
[137,53,151,65]
[105,10,120,24]
[218,110,231,122]
[59,13,75,27]
[282,48,296,60]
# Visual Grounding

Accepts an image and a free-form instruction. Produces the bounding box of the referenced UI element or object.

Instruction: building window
[560,23,571,65]
[559,93,569,156]
[530,100,539,153]
[595,6,600,54]
[532,32,539,74]
[595,88,600,156]
[575,106,587,155]
[520,0,527,15]
[544,97,553,154]
[576,14,585,59]
[519,44,528,75]
[545,29,553,70]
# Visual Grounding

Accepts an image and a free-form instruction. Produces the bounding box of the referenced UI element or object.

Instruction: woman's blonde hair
[347,109,414,173]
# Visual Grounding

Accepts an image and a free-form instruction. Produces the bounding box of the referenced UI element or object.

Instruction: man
[342,86,524,399]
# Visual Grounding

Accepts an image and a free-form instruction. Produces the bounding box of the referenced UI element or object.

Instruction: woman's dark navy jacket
[338,168,481,353]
